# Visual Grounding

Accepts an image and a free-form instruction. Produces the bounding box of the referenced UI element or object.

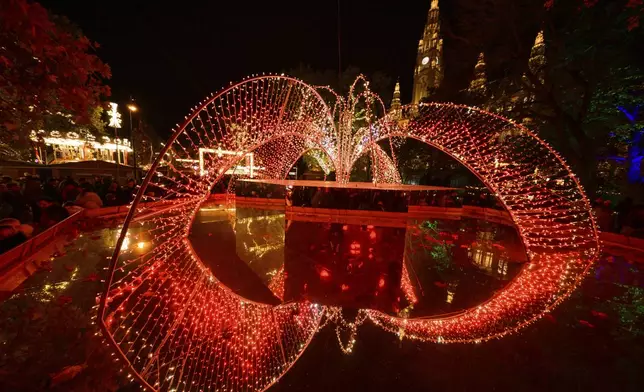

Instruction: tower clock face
[421,56,430,65]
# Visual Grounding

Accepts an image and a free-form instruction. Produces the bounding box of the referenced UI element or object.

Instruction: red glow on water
[349,241,362,255]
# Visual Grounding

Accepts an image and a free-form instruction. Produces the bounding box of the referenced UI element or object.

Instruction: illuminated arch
[98,77,599,392]
[352,103,600,341]
[98,76,334,392]
[255,140,336,180]
[286,147,335,178]
[348,142,402,183]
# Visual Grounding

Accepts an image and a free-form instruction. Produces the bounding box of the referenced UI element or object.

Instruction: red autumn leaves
[0,0,111,130]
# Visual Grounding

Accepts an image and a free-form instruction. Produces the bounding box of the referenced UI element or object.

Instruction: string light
[107,102,122,129]
[98,74,599,391]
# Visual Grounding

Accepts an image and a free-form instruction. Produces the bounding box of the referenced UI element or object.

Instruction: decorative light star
[107,102,122,128]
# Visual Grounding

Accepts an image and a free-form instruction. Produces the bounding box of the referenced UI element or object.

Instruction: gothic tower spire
[528,31,545,75]
[389,80,402,120]
[412,1,443,104]
[468,53,487,94]
[517,31,546,124]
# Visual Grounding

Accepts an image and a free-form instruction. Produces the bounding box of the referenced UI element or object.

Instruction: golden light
[127,104,138,112]
[107,102,122,128]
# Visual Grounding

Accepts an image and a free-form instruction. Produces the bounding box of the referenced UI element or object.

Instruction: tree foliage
[433,0,644,195]
[510,1,644,195]
[0,0,111,135]
[40,106,107,137]
[440,0,643,195]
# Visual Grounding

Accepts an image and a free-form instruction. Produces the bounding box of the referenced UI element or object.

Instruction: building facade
[467,31,544,122]
[411,0,443,105]
[388,0,546,123]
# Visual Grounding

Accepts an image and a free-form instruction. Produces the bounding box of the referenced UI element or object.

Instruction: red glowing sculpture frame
[98,75,600,392]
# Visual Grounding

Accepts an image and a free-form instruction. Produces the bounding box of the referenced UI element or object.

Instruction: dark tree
[435,0,644,196]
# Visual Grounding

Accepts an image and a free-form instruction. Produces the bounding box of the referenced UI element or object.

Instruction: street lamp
[127,102,139,182]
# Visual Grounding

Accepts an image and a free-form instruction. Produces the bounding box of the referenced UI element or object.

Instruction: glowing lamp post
[127,103,139,182]
[108,102,122,181]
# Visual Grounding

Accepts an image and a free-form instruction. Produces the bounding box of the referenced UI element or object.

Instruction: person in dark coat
[0,225,27,253]
[59,177,80,203]
[42,178,61,202]
[121,178,137,204]
[104,182,123,206]
[5,183,32,223]
[22,176,43,205]
[37,197,70,230]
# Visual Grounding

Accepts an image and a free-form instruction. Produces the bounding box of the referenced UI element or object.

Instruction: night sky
[39,0,431,137]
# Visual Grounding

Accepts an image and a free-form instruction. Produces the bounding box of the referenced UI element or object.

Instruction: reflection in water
[191,202,528,318]
[234,207,285,287]
[0,209,642,390]
[403,218,526,317]
[284,221,406,314]
[0,223,136,391]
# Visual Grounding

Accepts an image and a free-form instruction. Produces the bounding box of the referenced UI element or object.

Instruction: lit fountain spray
[316,75,401,184]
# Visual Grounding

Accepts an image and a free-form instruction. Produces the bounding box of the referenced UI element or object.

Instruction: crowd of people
[0,175,138,253]
[235,181,644,237]
[289,187,409,212]
[410,188,503,209]
[3,172,642,255]
[235,182,508,212]
[233,180,285,199]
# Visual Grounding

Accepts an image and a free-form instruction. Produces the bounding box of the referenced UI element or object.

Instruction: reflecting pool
[190,202,528,319]
[0,203,642,391]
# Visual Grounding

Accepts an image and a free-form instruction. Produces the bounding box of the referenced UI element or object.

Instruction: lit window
[446,290,454,304]
[498,259,508,276]
[480,232,494,241]
[482,252,493,269]
[473,249,482,264]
